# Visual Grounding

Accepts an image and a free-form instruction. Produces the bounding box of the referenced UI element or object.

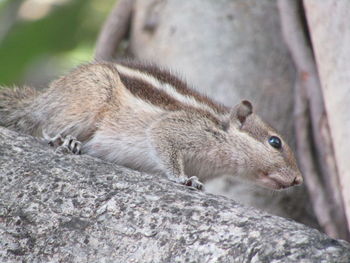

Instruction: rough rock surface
[1,127,350,263]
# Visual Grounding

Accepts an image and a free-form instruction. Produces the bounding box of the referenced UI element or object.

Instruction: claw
[44,131,82,155]
[177,176,203,190]
[43,130,64,148]
[61,135,81,154]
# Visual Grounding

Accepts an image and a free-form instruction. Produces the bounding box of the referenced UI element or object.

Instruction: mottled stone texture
[0,127,349,263]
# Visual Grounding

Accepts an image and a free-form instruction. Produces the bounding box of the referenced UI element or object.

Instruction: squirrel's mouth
[257,172,290,190]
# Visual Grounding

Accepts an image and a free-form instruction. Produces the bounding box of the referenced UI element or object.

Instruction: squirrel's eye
[268,136,282,149]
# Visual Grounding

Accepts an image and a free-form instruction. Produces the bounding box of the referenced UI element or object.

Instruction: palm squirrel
[0,61,303,190]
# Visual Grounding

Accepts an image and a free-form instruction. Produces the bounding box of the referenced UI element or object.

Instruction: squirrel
[0,60,303,190]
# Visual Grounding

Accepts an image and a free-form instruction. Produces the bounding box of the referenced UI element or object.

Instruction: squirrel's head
[224,100,303,190]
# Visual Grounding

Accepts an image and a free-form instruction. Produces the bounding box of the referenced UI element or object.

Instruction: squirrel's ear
[230,100,253,125]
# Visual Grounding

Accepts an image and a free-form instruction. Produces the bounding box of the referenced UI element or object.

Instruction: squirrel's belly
[83,130,163,174]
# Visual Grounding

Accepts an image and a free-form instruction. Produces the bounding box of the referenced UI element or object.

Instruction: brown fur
[118,59,228,114]
[118,70,225,126]
[0,61,303,190]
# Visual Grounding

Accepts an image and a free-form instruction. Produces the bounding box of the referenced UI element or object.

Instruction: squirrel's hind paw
[177,176,203,190]
[43,131,82,155]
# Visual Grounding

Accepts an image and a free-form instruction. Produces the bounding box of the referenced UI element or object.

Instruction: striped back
[116,61,228,124]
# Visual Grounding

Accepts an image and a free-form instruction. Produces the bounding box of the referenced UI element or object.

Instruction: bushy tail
[0,86,38,129]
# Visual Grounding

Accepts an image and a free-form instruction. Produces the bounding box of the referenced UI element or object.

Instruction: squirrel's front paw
[177,176,203,190]
[56,135,82,155]
[44,132,81,155]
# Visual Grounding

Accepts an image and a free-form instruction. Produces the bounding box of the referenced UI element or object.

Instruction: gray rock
[0,127,349,263]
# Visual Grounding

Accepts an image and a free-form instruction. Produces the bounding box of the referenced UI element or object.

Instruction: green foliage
[0,0,115,85]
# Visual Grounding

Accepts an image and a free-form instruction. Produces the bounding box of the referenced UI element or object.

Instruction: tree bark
[94,0,134,60]
[303,0,350,234]
[0,127,350,263]
[278,0,348,240]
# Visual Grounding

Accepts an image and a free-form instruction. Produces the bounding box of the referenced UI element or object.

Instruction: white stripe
[116,64,219,117]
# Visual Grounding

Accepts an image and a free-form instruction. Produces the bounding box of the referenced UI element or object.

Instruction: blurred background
[0,0,114,87]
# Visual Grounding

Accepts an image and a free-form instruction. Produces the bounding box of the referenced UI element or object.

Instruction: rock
[1,127,349,262]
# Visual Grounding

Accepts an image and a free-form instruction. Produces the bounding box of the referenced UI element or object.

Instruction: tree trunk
[278,0,348,241]
[1,127,350,262]
[303,0,350,233]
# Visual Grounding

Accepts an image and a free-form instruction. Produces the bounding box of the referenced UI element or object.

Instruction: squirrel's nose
[292,176,303,186]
